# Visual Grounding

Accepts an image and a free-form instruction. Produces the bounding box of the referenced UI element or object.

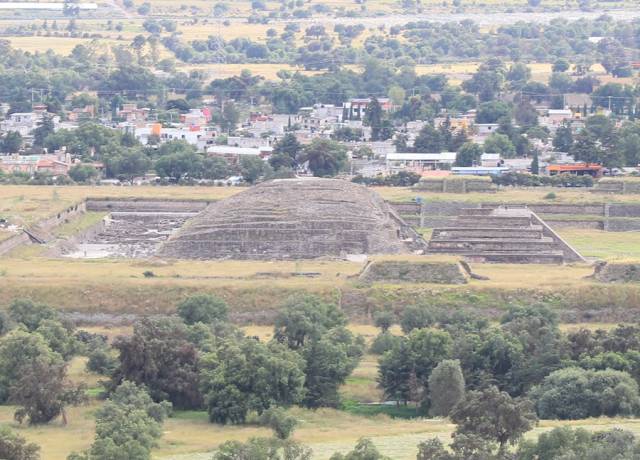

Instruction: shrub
[8,299,57,331]
[530,367,640,419]
[400,304,435,334]
[428,359,465,417]
[0,426,40,460]
[86,347,118,376]
[177,294,228,325]
[369,332,400,355]
[259,407,297,439]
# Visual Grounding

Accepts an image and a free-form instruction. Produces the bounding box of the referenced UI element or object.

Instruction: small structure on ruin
[158,178,419,260]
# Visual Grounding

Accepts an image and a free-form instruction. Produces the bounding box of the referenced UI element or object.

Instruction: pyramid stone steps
[427,206,584,264]
[431,227,544,239]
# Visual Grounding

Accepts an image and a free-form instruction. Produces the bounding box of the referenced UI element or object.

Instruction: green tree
[531,150,539,175]
[552,58,570,73]
[297,139,348,177]
[239,156,267,184]
[107,149,151,182]
[10,355,86,425]
[455,143,482,167]
[329,438,390,460]
[154,151,203,181]
[378,329,452,407]
[33,115,55,148]
[373,310,395,333]
[8,299,57,331]
[413,125,444,153]
[0,330,60,403]
[570,132,606,165]
[214,437,312,460]
[553,122,573,152]
[428,359,465,417]
[177,294,228,325]
[0,426,40,460]
[83,381,170,460]
[274,294,347,349]
[530,367,640,419]
[518,427,640,460]
[219,101,240,133]
[400,304,434,335]
[475,101,512,124]
[271,133,301,169]
[363,97,383,141]
[300,328,364,408]
[200,336,305,424]
[112,318,201,409]
[483,133,515,158]
[2,131,22,153]
[450,386,537,454]
[35,319,80,360]
[68,164,99,183]
[260,407,298,440]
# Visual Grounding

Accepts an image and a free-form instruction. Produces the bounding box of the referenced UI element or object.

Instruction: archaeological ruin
[157,178,420,259]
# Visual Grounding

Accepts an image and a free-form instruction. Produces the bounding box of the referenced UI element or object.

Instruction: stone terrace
[158,178,417,260]
[427,206,585,264]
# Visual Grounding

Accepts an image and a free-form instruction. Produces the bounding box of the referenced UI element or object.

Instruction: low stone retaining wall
[592,262,640,283]
[359,259,468,284]
[86,198,210,213]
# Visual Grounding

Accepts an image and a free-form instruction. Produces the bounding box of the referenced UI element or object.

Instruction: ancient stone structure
[158,178,417,260]
[427,206,585,264]
[359,260,468,284]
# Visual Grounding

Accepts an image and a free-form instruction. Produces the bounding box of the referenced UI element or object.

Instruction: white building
[386,152,457,172]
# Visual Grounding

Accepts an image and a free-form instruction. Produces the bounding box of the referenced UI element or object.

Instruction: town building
[0,149,72,175]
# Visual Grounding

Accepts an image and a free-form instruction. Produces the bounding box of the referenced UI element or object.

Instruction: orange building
[547,163,603,177]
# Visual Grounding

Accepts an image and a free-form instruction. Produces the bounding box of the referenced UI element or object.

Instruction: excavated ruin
[157,178,414,260]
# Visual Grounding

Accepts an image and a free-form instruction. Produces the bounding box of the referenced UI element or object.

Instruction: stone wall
[593,262,640,283]
[86,198,210,213]
[359,260,468,284]
[414,177,495,193]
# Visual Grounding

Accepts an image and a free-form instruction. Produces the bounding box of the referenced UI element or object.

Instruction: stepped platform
[427,206,585,264]
[158,178,420,260]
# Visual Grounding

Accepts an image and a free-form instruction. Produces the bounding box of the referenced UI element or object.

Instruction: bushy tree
[450,386,537,453]
[297,139,348,177]
[483,133,515,158]
[530,367,640,419]
[329,438,390,460]
[200,336,305,424]
[454,143,482,167]
[399,304,434,334]
[373,310,395,333]
[378,329,452,407]
[177,293,228,325]
[68,164,99,183]
[80,381,170,460]
[214,437,312,460]
[428,359,465,417]
[274,294,347,349]
[0,329,61,403]
[112,317,201,409]
[0,426,40,460]
[260,407,298,440]
[35,319,80,360]
[413,124,444,153]
[8,299,57,331]
[300,328,364,408]
[10,355,86,425]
